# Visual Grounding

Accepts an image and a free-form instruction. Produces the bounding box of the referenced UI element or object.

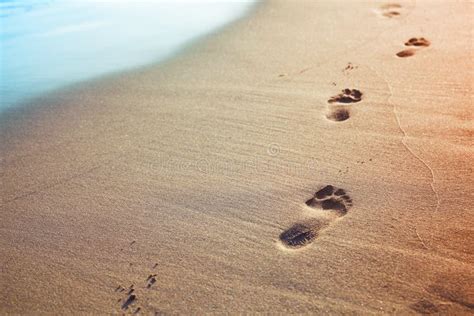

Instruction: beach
[1,0,473,314]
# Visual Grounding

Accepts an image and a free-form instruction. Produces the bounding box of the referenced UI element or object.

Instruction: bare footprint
[328,89,363,104]
[279,185,352,249]
[326,107,350,122]
[305,185,353,215]
[279,219,328,249]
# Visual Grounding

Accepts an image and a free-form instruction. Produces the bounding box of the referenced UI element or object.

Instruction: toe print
[328,89,363,104]
[305,185,352,215]
[405,37,430,47]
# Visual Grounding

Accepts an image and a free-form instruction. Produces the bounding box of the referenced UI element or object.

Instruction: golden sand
[1,0,473,314]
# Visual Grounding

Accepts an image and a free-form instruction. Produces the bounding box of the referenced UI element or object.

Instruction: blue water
[0,0,255,110]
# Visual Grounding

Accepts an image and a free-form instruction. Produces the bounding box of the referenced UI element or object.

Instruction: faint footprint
[379,3,402,18]
[396,37,431,58]
[279,185,352,249]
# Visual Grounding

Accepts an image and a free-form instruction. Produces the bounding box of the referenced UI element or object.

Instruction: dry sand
[1,0,473,314]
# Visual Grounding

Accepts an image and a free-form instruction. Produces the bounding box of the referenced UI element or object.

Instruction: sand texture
[1,0,473,314]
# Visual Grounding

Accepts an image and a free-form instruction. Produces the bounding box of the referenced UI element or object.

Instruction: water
[0,0,256,110]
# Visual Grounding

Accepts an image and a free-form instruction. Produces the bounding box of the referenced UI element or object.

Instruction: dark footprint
[279,220,327,249]
[305,185,352,215]
[122,294,137,310]
[328,89,363,104]
[396,49,416,58]
[405,37,430,47]
[326,107,350,122]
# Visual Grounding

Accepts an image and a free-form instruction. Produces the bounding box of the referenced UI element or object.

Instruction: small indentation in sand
[410,299,439,314]
[396,49,416,58]
[279,221,325,249]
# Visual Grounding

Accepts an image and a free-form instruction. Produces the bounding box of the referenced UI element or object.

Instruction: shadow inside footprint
[122,294,137,310]
[306,185,352,215]
[279,220,326,248]
[328,89,362,104]
[314,185,334,199]
[326,108,350,122]
[405,37,430,47]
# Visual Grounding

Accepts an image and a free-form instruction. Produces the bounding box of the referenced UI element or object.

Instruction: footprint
[328,89,363,104]
[326,107,350,122]
[279,219,328,249]
[325,89,363,122]
[396,37,430,58]
[305,185,353,215]
[279,185,352,249]
[122,294,137,310]
[379,3,402,18]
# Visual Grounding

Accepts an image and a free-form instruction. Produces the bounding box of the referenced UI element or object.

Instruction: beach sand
[1,0,473,314]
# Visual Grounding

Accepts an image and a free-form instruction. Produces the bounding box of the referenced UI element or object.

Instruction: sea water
[0,0,256,110]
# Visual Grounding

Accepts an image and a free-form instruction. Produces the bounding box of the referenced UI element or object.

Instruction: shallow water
[0,0,256,110]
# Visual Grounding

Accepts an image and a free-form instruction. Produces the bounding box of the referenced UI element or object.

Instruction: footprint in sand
[378,3,402,18]
[326,89,363,122]
[279,185,352,249]
[396,37,431,58]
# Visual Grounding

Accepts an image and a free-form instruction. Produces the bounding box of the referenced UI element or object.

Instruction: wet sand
[1,0,473,314]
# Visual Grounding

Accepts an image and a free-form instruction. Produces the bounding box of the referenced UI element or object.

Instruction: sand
[1,0,473,314]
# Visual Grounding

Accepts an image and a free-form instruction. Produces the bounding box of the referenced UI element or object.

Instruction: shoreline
[0,0,261,118]
[1,0,473,314]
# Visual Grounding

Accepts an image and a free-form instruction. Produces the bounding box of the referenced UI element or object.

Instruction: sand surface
[1,0,473,314]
